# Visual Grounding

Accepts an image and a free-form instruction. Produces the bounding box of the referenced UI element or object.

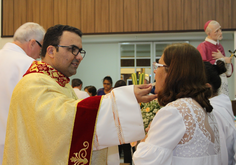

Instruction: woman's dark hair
[85,86,97,96]
[41,24,82,58]
[114,80,126,88]
[103,76,113,86]
[158,43,213,112]
[204,60,226,95]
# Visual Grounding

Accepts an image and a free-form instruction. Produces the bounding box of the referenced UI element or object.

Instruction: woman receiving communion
[133,43,227,165]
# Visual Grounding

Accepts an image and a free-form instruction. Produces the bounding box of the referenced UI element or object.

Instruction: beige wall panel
[124,0,139,32]
[215,0,231,29]
[232,0,236,29]
[40,0,54,30]
[54,0,67,25]
[26,0,40,24]
[183,0,200,30]
[2,0,14,36]
[139,0,153,31]
[81,0,95,33]
[169,0,183,30]
[153,0,168,31]
[95,0,109,33]
[109,0,123,32]
[14,0,27,32]
[67,0,81,28]
[199,0,216,29]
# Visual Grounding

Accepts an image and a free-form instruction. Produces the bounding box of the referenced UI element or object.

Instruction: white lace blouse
[133,98,224,165]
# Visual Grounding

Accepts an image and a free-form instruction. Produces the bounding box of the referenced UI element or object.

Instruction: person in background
[3,24,156,165]
[150,80,156,94]
[115,80,136,165]
[0,22,45,163]
[144,79,149,84]
[72,78,89,99]
[97,76,118,165]
[97,76,113,95]
[197,20,233,96]
[133,43,226,165]
[204,61,236,165]
[84,85,97,96]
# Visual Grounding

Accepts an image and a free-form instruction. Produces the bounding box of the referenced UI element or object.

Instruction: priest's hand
[134,84,157,103]
[212,49,224,59]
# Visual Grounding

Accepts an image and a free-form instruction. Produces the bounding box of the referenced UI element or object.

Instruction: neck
[13,41,28,53]
[104,89,111,93]
[206,36,217,42]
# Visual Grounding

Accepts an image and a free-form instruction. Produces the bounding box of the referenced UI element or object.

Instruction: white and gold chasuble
[3,61,145,165]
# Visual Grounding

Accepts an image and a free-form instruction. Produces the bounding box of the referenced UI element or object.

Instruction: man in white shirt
[72,78,89,99]
[0,22,45,163]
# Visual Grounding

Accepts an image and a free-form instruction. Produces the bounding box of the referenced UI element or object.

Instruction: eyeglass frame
[54,45,86,58]
[153,62,168,70]
[35,40,42,47]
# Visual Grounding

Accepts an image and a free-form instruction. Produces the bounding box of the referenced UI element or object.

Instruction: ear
[47,46,56,58]
[29,39,36,48]
[206,83,212,88]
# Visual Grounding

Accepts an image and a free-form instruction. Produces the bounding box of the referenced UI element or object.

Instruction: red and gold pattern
[23,61,70,87]
[68,96,102,165]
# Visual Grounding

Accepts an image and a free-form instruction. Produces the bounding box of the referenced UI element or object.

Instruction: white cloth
[133,98,225,165]
[94,85,145,149]
[210,94,236,165]
[0,42,34,163]
[216,58,233,96]
[73,88,89,100]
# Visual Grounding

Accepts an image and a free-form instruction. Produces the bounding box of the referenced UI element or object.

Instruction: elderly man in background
[197,20,233,96]
[0,22,45,163]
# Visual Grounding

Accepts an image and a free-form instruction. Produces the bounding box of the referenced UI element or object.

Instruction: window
[119,41,189,85]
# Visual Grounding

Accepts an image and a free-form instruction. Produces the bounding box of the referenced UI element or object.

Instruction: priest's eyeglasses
[153,62,167,70]
[57,45,86,58]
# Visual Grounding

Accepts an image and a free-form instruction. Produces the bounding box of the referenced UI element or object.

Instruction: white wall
[70,42,120,90]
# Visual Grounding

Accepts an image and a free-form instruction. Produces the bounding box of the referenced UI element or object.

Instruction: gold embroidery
[24,61,70,87]
[70,141,89,165]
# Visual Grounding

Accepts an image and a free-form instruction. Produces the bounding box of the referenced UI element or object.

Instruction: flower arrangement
[131,72,161,130]
[141,99,161,130]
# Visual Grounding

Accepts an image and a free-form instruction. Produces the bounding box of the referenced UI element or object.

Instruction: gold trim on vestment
[70,141,89,165]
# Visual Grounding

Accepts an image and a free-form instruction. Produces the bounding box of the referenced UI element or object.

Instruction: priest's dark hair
[157,43,213,113]
[40,24,82,58]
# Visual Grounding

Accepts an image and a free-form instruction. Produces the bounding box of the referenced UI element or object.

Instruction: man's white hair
[205,20,220,34]
[13,22,45,43]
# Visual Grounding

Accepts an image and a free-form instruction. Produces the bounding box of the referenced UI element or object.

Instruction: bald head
[205,20,223,41]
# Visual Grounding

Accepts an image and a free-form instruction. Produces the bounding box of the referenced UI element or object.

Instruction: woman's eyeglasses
[153,62,167,70]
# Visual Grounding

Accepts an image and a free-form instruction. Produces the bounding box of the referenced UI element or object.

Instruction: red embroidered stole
[24,61,70,87]
[69,96,102,165]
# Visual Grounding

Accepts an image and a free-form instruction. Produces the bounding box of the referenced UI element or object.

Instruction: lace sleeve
[133,106,186,164]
